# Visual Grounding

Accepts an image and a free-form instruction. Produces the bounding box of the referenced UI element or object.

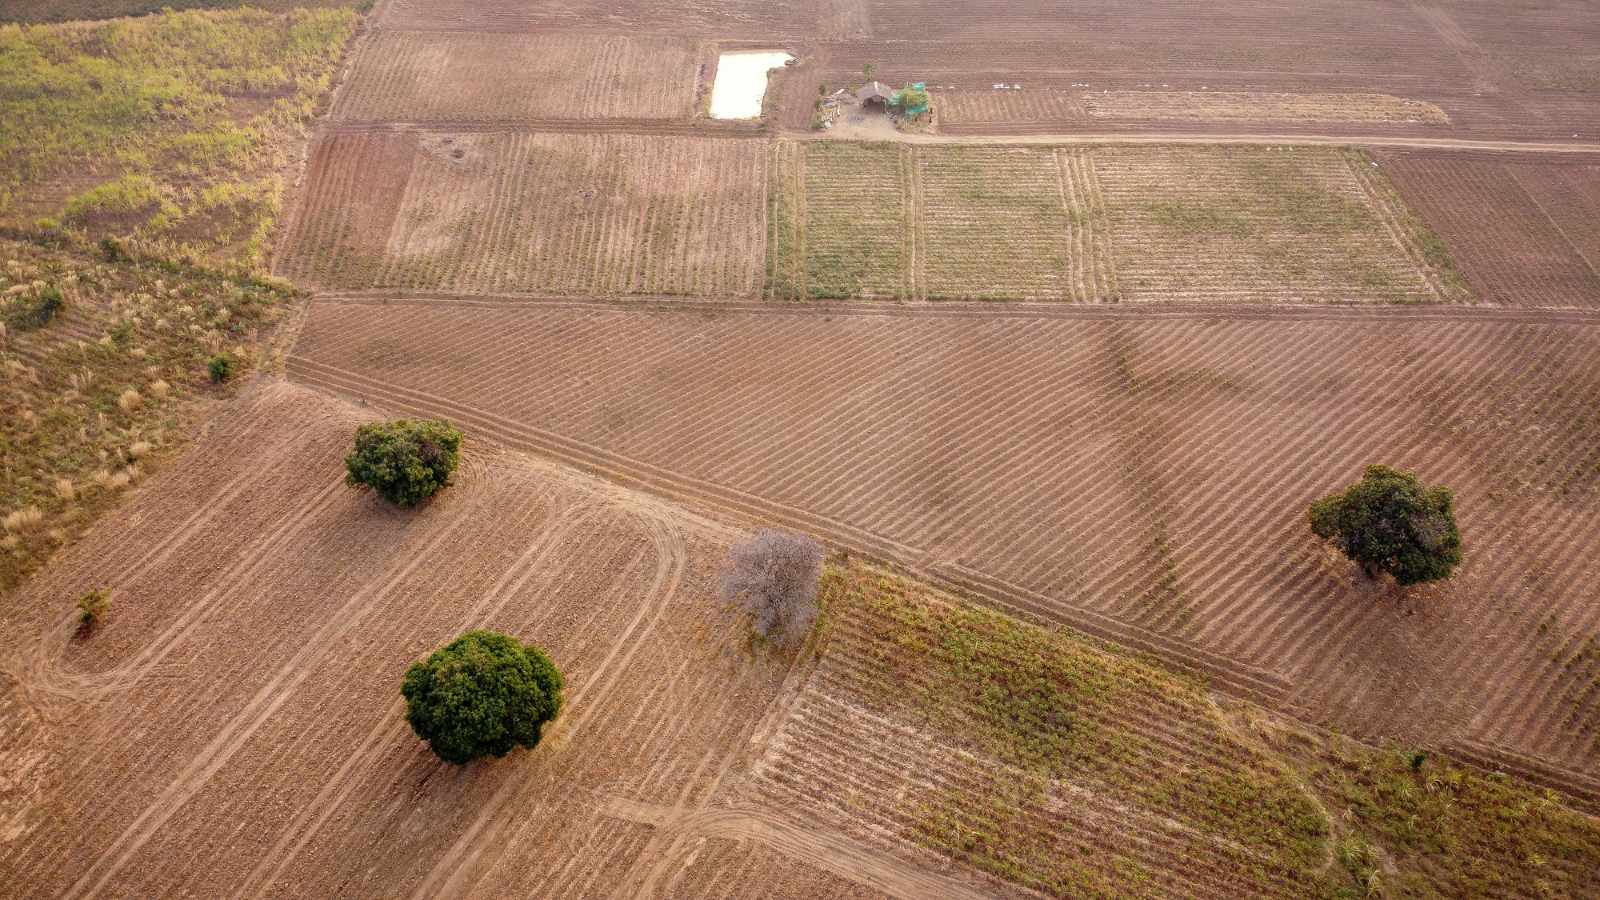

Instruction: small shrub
[1309,464,1462,586]
[206,354,235,383]
[344,418,463,507]
[401,631,564,765]
[717,528,824,645]
[77,588,111,633]
[5,287,64,331]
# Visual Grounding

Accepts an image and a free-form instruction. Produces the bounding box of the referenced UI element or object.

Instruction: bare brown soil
[1374,150,1600,309]
[289,298,1600,794]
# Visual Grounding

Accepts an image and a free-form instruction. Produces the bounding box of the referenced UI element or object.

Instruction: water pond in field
[708,50,792,119]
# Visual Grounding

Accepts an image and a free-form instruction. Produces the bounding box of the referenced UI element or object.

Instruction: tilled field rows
[752,589,1324,899]
[290,302,1600,782]
[279,132,768,296]
[1374,150,1600,309]
[767,143,1448,302]
[0,385,796,899]
[282,135,1463,303]
[1096,146,1462,302]
[332,32,703,123]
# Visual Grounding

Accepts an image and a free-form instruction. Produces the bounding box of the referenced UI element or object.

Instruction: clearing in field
[3,383,1595,900]
[279,131,768,296]
[331,32,704,123]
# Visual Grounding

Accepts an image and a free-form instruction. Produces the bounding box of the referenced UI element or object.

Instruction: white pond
[708,50,793,119]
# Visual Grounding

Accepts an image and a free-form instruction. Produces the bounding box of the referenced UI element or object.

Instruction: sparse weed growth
[0,236,294,593]
[75,587,110,632]
[0,7,357,269]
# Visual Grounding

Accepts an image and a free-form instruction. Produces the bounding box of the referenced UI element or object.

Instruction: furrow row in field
[290,303,1600,779]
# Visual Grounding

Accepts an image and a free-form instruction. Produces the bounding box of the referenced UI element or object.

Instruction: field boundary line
[1343,150,1450,301]
[1447,739,1600,810]
[288,358,922,560]
[304,292,1600,324]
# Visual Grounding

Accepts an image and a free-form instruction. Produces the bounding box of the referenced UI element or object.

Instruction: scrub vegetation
[0,7,357,269]
[0,236,294,593]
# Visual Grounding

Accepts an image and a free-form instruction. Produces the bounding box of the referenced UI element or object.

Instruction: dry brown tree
[717,528,824,646]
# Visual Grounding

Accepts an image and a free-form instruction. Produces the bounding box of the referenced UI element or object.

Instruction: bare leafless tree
[717,528,824,645]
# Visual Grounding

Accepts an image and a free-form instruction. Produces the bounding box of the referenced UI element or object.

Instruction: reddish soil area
[289,299,1600,793]
[1373,150,1600,308]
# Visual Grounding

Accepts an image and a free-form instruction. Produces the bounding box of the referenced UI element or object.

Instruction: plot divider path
[306,292,1600,326]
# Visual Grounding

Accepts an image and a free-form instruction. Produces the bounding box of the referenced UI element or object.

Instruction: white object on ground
[709,51,794,119]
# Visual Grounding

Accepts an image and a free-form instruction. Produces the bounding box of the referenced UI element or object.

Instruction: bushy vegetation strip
[0,236,293,593]
[0,7,356,268]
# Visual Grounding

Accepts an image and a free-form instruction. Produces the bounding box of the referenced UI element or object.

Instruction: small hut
[857,81,895,105]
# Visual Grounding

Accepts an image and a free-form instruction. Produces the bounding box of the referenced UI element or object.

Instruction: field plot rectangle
[1096,146,1460,302]
[917,146,1087,301]
[331,32,702,123]
[1374,150,1600,308]
[280,132,767,297]
[291,302,1600,782]
[768,142,912,300]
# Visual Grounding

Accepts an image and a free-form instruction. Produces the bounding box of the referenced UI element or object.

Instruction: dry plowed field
[289,300,1600,791]
[1374,150,1600,309]
[331,32,704,123]
[0,383,912,899]
[279,131,767,296]
[0,382,1474,899]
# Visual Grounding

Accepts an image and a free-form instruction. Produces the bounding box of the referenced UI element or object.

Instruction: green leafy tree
[1309,465,1462,585]
[401,631,564,765]
[344,418,463,507]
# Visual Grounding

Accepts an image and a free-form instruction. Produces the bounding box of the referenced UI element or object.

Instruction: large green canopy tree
[401,631,564,765]
[1309,464,1462,586]
[344,418,462,507]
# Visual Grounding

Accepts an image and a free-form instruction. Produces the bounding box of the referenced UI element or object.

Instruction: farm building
[858,81,895,105]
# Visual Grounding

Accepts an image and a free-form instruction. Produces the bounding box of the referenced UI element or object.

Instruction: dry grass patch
[0,236,295,593]
[1084,91,1450,124]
